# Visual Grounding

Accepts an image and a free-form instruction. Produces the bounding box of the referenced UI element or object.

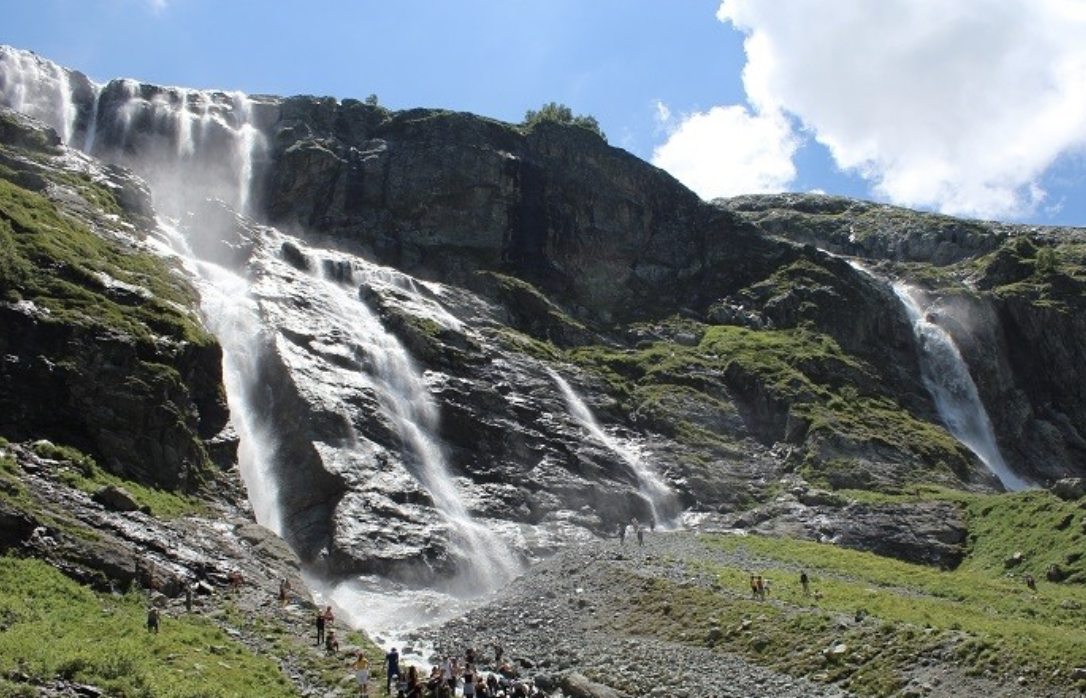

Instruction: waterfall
[83,84,102,153]
[893,283,1031,491]
[0,46,522,627]
[0,45,78,143]
[149,221,283,532]
[549,369,679,526]
[313,255,519,593]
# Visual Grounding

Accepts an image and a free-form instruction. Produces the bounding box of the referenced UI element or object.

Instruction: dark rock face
[260,101,795,326]
[0,106,228,491]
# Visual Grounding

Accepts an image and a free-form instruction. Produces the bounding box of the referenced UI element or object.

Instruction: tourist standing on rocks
[491,640,503,664]
[315,608,327,646]
[325,630,339,655]
[146,605,160,633]
[443,655,458,694]
[462,663,476,698]
[618,522,626,544]
[636,523,645,546]
[384,646,400,694]
[353,654,371,696]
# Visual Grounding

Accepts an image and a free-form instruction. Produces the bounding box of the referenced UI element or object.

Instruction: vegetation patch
[32,441,207,518]
[0,177,211,346]
[0,557,298,698]
[569,325,966,487]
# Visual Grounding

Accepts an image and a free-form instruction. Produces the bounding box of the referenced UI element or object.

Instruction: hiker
[749,574,758,599]
[800,571,810,595]
[185,583,194,612]
[325,630,339,655]
[755,575,766,601]
[636,523,645,546]
[492,640,503,664]
[146,605,160,633]
[315,609,327,646]
[353,654,371,696]
[618,522,626,545]
[1025,573,1037,591]
[384,646,400,694]
[278,578,291,606]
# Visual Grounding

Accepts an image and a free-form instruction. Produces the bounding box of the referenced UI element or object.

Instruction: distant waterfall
[893,283,1031,491]
[149,221,283,533]
[549,369,679,525]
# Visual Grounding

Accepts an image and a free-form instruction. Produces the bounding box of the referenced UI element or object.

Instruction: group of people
[749,571,812,600]
[616,516,655,546]
[351,643,547,698]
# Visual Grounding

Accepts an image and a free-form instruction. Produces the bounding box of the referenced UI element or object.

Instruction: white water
[893,283,1031,491]
[149,222,284,531]
[0,45,522,633]
[0,46,78,143]
[549,369,679,525]
[313,254,520,593]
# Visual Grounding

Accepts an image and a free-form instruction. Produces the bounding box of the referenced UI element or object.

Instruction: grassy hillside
[0,557,297,698]
[610,489,1086,696]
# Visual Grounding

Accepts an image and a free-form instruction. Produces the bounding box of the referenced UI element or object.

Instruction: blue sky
[3,0,1086,227]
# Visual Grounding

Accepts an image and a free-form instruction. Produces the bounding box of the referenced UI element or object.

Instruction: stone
[1004,551,1026,568]
[1052,478,1086,501]
[92,484,140,512]
[559,672,632,698]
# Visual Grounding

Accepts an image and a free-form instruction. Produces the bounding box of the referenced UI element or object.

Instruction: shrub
[522,102,606,141]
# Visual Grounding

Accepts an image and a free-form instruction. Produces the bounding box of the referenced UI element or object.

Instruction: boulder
[559,672,632,698]
[1052,478,1086,501]
[92,485,140,512]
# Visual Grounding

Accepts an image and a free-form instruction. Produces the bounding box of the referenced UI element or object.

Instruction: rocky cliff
[2,44,1085,596]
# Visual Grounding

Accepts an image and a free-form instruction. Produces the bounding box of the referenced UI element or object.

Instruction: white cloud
[717,0,1086,219]
[651,104,798,199]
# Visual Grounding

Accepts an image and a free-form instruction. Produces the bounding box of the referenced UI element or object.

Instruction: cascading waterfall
[83,84,102,153]
[313,256,519,593]
[892,283,1031,491]
[0,45,521,633]
[148,222,283,532]
[549,369,679,526]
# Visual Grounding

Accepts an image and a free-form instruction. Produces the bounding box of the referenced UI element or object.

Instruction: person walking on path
[384,646,400,694]
[618,522,626,545]
[800,571,810,596]
[146,606,160,633]
[636,523,644,547]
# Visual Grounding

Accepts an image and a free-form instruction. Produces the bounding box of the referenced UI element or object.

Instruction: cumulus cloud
[651,103,798,199]
[717,0,1086,219]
